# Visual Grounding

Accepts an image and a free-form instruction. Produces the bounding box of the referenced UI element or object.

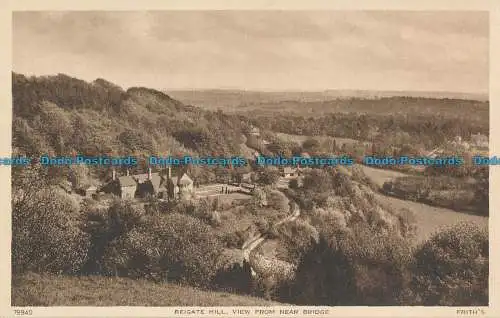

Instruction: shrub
[12,188,90,275]
[291,224,413,305]
[275,220,319,265]
[213,262,253,294]
[222,231,245,249]
[411,222,488,306]
[81,199,145,274]
[268,190,289,213]
[101,213,225,288]
[106,199,145,240]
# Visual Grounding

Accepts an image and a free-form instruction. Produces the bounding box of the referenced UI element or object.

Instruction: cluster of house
[424,133,489,160]
[450,133,489,151]
[248,124,271,146]
[97,166,195,201]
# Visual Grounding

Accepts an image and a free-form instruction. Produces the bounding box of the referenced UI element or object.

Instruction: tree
[257,167,280,186]
[411,222,488,306]
[12,186,90,275]
[276,220,319,265]
[292,225,413,305]
[302,138,320,153]
[101,213,225,287]
[267,190,289,213]
[267,139,293,157]
[251,187,268,208]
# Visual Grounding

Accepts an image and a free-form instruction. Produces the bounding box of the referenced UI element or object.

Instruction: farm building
[79,185,98,198]
[134,168,163,198]
[471,133,488,149]
[449,136,470,151]
[168,172,195,201]
[100,167,196,201]
[281,167,297,178]
[118,176,137,199]
[99,169,138,199]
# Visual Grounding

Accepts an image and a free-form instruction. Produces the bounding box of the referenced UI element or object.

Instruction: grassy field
[359,165,415,187]
[356,165,488,243]
[12,272,282,306]
[374,192,488,244]
[276,132,367,148]
[359,165,488,243]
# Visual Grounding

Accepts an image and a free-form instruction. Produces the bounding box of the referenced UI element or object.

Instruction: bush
[106,200,145,240]
[12,188,90,275]
[81,199,145,274]
[291,224,413,305]
[222,231,245,249]
[411,222,488,306]
[101,213,225,288]
[268,190,289,213]
[275,220,319,265]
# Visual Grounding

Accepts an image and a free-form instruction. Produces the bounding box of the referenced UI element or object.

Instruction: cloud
[13,10,488,92]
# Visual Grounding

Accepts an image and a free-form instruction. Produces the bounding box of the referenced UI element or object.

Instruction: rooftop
[118,176,137,187]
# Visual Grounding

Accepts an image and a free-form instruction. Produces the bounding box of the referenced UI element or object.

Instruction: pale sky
[13,11,489,93]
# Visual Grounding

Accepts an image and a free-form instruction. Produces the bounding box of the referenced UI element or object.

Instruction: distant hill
[166,89,489,112]
[11,72,489,176]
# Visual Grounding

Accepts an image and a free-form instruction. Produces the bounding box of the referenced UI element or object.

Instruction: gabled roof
[178,173,193,186]
[118,176,137,187]
[133,172,160,184]
[149,174,162,193]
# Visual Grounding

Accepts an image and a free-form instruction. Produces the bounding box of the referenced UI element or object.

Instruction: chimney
[112,168,116,181]
[148,167,152,180]
[167,165,172,179]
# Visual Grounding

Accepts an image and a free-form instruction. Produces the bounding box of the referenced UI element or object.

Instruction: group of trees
[285,220,488,306]
[266,167,489,306]
[12,73,245,184]
[252,97,488,151]
[11,72,489,306]
[11,141,489,307]
[12,165,90,275]
[12,168,227,288]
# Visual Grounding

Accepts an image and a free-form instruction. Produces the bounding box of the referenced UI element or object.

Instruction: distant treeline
[11,72,490,186]
[252,111,488,150]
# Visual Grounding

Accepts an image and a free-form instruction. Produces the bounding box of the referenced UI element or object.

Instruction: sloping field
[276,132,365,147]
[12,272,282,306]
[359,165,488,243]
[374,193,488,243]
[360,165,413,187]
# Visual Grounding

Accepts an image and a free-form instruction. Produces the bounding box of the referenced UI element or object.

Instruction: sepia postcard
[1,0,499,317]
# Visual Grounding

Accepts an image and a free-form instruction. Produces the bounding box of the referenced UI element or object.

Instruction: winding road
[240,197,300,277]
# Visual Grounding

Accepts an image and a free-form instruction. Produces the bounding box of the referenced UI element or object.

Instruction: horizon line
[12,71,489,98]
[164,87,489,95]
